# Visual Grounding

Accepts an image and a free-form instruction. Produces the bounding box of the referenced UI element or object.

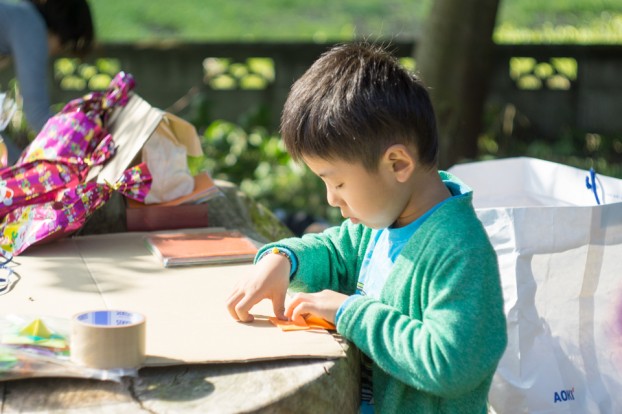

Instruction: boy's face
[304,155,408,229]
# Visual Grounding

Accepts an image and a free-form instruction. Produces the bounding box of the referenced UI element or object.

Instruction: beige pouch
[142,113,204,204]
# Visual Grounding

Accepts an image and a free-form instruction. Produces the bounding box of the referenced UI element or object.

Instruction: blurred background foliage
[192,100,622,227]
[90,0,622,44]
[4,0,622,227]
[198,117,341,225]
[479,104,622,178]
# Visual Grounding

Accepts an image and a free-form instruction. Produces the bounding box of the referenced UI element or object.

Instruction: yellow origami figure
[19,319,53,339]
[2,318,68,354]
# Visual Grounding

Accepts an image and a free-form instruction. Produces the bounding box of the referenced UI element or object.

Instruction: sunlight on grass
[90,0,622,44]
[90,0,423,42]
[495,13,622,43]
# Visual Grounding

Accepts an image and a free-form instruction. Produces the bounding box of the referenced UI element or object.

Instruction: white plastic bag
[449,157,622,414]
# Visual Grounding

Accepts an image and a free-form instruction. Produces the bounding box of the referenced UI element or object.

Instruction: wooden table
[0,347,360,413]
[1,182,361,413]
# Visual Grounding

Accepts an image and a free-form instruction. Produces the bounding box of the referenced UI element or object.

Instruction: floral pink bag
[0,72,152,255]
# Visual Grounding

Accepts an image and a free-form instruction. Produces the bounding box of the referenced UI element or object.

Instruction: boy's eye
[335,183,344,189]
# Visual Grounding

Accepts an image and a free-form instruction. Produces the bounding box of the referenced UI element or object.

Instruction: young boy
[226,42,507,413]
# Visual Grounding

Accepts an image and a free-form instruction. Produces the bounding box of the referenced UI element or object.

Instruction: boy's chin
[348,217,389,230]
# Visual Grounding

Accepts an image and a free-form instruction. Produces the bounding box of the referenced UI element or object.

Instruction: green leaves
[200,119,339,224]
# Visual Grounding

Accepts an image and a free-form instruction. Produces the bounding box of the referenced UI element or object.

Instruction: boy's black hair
[28,0,94,56]
[280,42,438,171]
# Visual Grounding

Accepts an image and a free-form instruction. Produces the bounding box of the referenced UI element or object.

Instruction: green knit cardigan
[258,173,507,413]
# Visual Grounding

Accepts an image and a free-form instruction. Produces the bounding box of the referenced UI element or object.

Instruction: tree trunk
[415,0,500,169]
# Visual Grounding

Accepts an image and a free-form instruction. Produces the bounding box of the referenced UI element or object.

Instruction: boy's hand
[226,253,290,323]
[286,290,349,325]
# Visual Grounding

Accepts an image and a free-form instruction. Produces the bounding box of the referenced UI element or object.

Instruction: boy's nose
[326,187,341,208]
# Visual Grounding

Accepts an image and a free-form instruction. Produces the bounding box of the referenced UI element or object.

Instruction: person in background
[227,42,507,413]
[0,0,94,164]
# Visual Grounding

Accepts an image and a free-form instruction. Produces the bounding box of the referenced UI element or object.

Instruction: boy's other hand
[286,290,349,325]
[226,253,290,323]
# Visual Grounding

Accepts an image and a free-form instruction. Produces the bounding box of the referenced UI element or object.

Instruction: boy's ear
[382,144,416,182]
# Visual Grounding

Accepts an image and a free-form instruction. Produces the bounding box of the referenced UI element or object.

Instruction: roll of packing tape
[71,310,146,370]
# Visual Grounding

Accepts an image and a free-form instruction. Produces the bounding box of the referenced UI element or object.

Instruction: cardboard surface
[3,232,346,374]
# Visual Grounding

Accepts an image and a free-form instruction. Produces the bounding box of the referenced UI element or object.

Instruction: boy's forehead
[303,156,337,176]
[303,156,362,177]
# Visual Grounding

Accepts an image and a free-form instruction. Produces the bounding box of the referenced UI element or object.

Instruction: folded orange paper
[269,315,336,331]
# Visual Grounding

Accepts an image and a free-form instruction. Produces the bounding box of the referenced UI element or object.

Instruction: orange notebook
[145,230,259,267]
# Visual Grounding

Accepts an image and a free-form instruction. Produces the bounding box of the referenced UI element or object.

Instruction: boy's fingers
[284,292,304,320]
[290,302,309,325]
[225,288,257,322]
[287,293,314,323]
[272,290,288,321]
[225,290,244,321]
[234,293,260,323]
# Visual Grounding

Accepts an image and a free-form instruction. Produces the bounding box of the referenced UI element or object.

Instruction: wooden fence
[2,41,621,139]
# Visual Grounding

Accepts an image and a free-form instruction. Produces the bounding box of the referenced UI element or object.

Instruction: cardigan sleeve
[256,219,372,295]
[337,242,507,398]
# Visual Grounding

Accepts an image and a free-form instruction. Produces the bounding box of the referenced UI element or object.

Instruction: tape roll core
[71,310,146,369]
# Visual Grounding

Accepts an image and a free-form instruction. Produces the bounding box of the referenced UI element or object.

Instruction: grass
[90,0,622,44]
[496,0,622,43]
[90,0,429,42]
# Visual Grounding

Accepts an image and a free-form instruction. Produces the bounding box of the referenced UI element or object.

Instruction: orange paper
[269,315,336,331]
